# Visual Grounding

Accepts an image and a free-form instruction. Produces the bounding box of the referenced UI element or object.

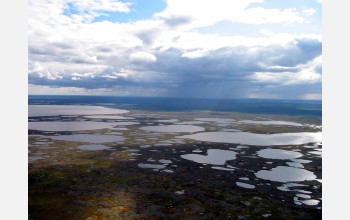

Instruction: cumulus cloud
[302,8,317,16]
[28,0,322,99]
[129,52,157,63]
[238,7,304,24]
[67,0,133,13]
[251,70,321,85]
[154,0,306,30]
[181,49,208,59]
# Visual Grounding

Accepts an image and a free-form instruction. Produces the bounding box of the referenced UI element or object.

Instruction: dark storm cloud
[251,83,322,99]
[264,38,322,67]
[28,37,322,99]
[135,29,161,46]
[145,38,322,86]
[161,15,193,27]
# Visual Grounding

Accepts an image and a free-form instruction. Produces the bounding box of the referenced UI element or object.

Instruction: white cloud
[260,29,274,36]
[67,0,133,13]
[250,53,322,86]
[28,84,167,96]
[129,52,157,63]
[102,69,131,79]
[28,0,322,99]
[28,84,113,95]
[251,68,321,85]
[154,0,257,28]
[181,49,208,59]
[71,72,96,78]
[239,7,304,24]
[154,0,306,30]
[302,8,316,16]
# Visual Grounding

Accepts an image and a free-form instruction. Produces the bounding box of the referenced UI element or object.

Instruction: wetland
[28,99,322,219]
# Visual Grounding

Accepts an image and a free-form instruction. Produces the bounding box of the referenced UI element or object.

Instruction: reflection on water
[29,105,128,117]
[309,151,322,156]
[181,149,237,165]
[112,122,139,126]
[48,134,125,143]
[277,182,307,191]
[77,144,111,151]
[28,102,322,214]
[32,141,53,146]
[255,166,316,183]
[178,132,322,146]
[257,149,303,160]
[195,118,235,124]
[291,159,312,164]
[286,162,304,168]
[159,159,172,164]
[301,199,320,206]
[296,194,311,199]
[154,143,172,146]
[157,119,178,123]
[222,129,241,132]
[129,153,142,156]
[139,145,151,148]
[140,125,205,133]
[211,166,235,171]
[28,155,44,163]
[125,149,140,152]
[239,120,303,126]
[236,182,255,189]
[29,121,125,131]
[137,163,166,169]
[84,115,134,120]
[162,169,174,173]
[175,121,206,125]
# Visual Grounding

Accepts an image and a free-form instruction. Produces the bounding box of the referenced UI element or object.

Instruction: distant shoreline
[28,95,322,117]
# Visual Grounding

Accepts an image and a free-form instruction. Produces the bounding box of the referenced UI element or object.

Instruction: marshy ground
[29,109,322,219]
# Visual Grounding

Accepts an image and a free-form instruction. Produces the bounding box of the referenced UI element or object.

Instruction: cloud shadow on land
[29,141,322,219]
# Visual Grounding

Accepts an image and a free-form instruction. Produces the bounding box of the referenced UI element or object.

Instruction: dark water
[28,95,321,117]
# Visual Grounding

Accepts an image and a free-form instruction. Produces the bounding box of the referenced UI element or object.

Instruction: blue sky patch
[93,0,167,23]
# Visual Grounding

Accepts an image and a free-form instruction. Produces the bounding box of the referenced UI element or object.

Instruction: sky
[28,0,322,99]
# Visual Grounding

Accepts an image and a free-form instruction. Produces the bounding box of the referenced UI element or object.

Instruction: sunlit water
[29,105,128,117]
[194,118,235,124]
[178,132,322,146]
[175,121,206,125]
[301,199,320,206]
[239,120,303,126]
[48,134,125,143]
[138,163,166,169]
[236,182,256,189]
[255,166,317,182]
[286,162,304,168]
[257,149,303,160]
[157,119,179,123]
[29,121,129,131]
[84,115,134,120]
[77,144,111,151]
[181,149,237,165]
[28,155,44,163]
[140,125,205,133]
[211,166,235,171]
